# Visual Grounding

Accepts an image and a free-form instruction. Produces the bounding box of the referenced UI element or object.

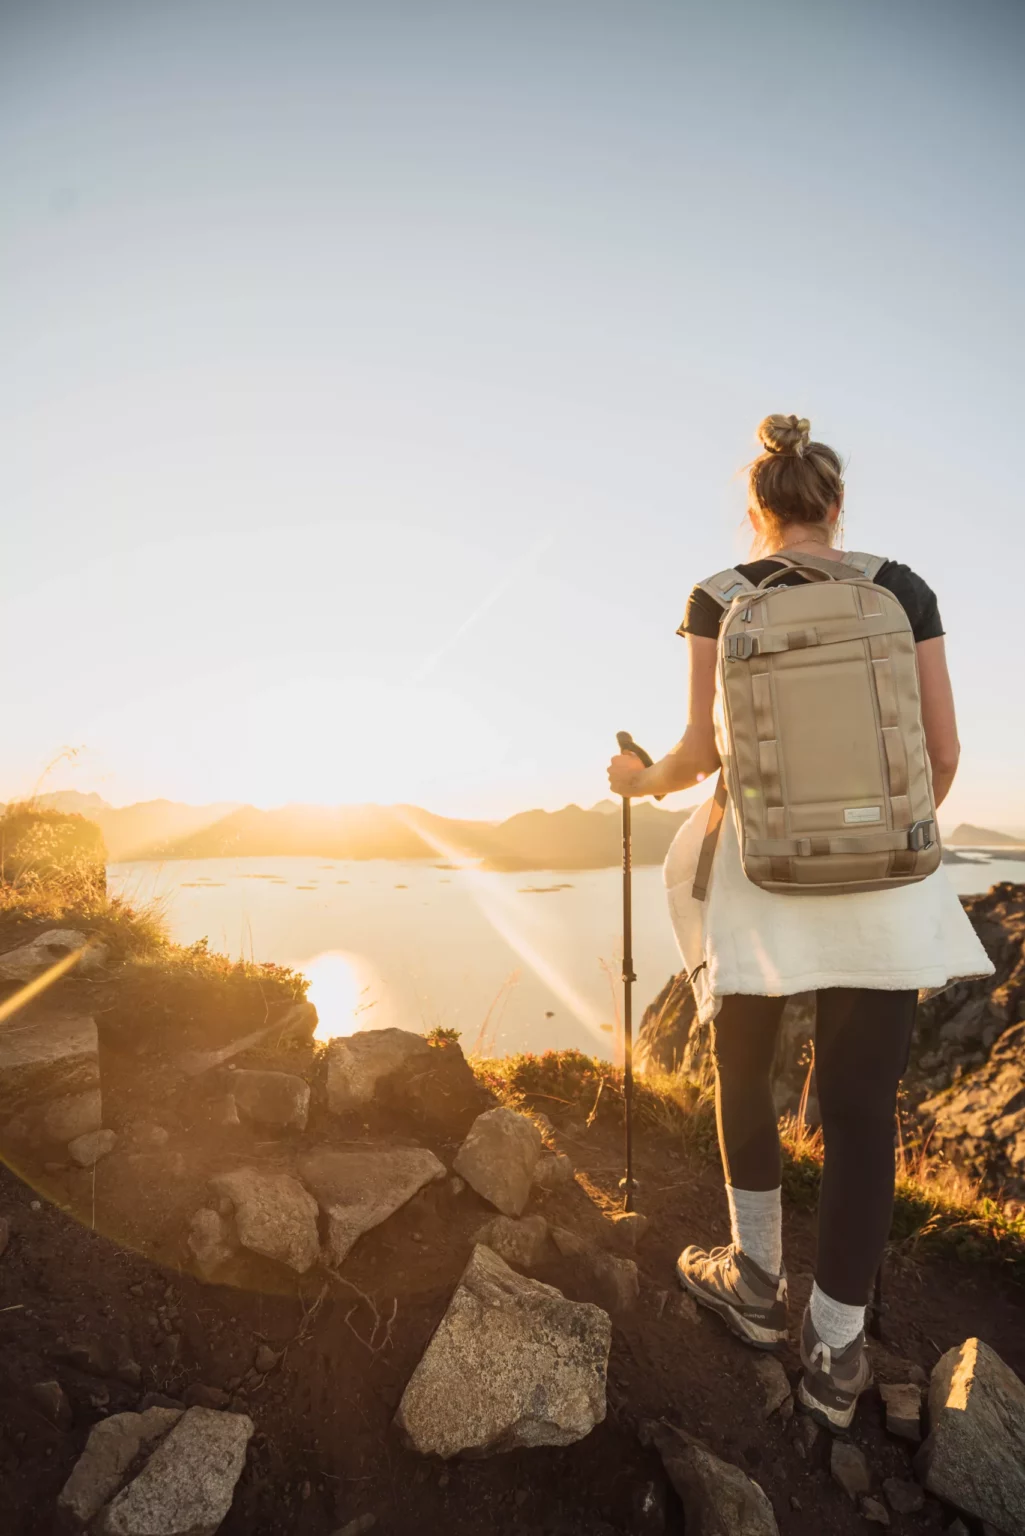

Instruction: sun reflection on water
[304,950,378,1041]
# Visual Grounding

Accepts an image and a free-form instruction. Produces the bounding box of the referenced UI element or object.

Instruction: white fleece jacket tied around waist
[664,793,994,1024]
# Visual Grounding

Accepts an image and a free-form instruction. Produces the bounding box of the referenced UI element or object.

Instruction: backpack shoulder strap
[695,567,757,610]
[840,550,888,580]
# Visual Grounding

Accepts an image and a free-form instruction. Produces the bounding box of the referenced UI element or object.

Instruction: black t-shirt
[678,558,944,643]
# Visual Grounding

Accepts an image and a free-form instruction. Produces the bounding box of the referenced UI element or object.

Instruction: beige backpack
[692,549,941,899]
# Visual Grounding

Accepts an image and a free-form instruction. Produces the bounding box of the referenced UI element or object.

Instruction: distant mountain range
[24,792,694,871]
[947,824,1025,848]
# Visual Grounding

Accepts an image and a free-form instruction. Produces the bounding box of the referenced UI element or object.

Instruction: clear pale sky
[3,1,1023,825]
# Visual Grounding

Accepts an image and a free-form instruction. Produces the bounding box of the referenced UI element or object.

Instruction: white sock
[726,1185,783,1277]
[810,1281,865,1350]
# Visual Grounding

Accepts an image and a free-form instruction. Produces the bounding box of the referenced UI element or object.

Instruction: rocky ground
[1,914,1025,1535]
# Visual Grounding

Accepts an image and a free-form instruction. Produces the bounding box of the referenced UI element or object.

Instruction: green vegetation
[478,1047,1025,1283]
[0,806,307,1046]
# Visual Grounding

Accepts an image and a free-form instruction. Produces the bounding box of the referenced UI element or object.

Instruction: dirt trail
[2,1075,1022,1536]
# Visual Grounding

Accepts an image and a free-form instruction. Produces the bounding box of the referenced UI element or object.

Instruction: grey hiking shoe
[797,1304,873,1432]
[675,1243,788,1349]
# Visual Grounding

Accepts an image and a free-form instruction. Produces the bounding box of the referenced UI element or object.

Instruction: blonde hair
[748,414,844,552]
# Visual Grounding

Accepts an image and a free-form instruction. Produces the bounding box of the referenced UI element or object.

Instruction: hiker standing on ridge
[607,413,992,1432]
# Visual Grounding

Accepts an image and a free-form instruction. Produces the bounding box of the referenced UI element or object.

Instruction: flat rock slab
[97,1407,253,1536]
[644,1420,779,1536]
[0,929,99,982]
[230,1069,310,1131]
[0,1012,100,1137]
[453,1107,542,1216]
[210,1168,319,1274]
[325,1028,432,1112]
[395,1243,611,1458]
[916,1337,1025,1535]
[298,1146,446,1266]
[58,1407,183,1528]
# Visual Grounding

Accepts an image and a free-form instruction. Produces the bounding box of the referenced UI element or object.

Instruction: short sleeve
[677,585,724,639]
[877,562,945,643]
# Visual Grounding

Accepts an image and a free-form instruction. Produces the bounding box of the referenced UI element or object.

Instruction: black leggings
[712,988,917,1305]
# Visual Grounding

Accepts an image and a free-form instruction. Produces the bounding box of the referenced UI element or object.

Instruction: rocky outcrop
[453,1107,542,1216]
[298,1145,446,1266]
[638,979,816,1118]
[915,1337,1025,1534]
[209,1169,319,1274]
[919,1022,1025,1198]
[95,1407,253,1536]
[643,1420,779,1535]
[395,1244,611,1457]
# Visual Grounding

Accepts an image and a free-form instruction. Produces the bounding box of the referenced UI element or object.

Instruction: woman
[608,414,992,1432]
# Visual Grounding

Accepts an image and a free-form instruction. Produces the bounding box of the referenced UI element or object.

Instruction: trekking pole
[614,731,661,1212]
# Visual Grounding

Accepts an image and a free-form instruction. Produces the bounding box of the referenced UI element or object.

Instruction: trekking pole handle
[615,732,664,802]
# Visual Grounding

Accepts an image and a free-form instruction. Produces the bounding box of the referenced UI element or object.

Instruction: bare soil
[1,1050,1023,1536]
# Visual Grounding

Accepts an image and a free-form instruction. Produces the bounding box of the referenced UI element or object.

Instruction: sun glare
[305,950,377,1042]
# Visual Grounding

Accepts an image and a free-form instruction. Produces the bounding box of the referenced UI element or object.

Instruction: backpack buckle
[725,633,756,660]
[907,819,936,852]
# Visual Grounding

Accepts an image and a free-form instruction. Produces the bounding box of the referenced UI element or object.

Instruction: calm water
[107,854,1021,1059]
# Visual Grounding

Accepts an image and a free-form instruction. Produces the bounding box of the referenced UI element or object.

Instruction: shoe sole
[676,1258,787,1351]
[796,1373,872,1434]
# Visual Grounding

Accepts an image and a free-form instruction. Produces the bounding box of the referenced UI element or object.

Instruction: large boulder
[298,1146,446,1266]
[325,1027,432,1113]
[58,1407,183,1529]
[643,1420,779,1536]
[209,1169,319,1274]
[395,1243,611,1458]
[230,1069,310,1132]
[915,1337,1025,1534]
[96,1407,253,1536]
[453,1107,542,1216]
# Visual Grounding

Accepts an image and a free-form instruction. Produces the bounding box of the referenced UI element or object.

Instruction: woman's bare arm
[607,635,720,798]
[917,636,960,808]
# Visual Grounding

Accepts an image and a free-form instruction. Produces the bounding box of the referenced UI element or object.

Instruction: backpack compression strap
[694,567,758,610]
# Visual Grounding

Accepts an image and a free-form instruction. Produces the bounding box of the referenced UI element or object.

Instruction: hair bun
[757,414,811,457]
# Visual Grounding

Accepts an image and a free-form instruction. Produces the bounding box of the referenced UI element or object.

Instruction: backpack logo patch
[844,806,882,824]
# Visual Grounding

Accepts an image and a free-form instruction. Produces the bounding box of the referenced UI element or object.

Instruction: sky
[2,0,1024,826]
